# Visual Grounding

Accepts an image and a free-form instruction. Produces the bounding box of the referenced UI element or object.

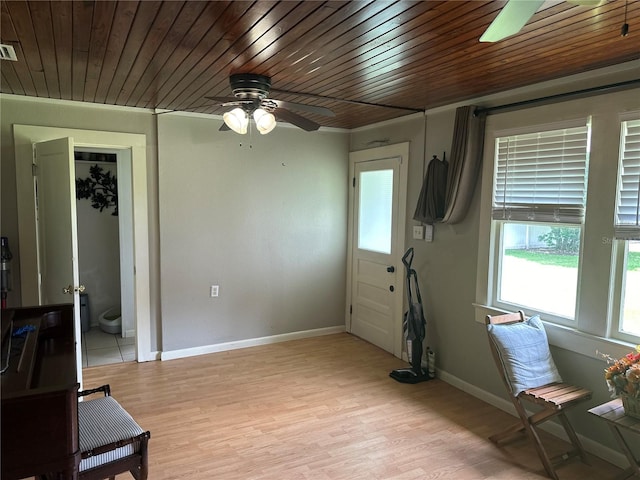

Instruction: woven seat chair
[77,385,150,480]
[485,310,592,480]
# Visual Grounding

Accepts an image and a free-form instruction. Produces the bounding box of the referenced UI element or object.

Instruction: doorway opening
[74,148,135,367]
[14,124,151,387]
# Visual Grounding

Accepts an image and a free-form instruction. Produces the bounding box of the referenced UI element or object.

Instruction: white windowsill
[473,303,636,361]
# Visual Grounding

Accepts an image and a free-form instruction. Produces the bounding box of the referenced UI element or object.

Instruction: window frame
[611,113,640,343]
[610,239,639,343]
[488,119,590,327]
[491,220,583,327]
[474,93,640,363]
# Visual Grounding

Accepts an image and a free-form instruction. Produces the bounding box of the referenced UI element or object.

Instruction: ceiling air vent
[0,44,18,61]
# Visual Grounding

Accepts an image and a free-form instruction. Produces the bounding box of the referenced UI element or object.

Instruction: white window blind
[615,118,640,239]
[492,123,590,224]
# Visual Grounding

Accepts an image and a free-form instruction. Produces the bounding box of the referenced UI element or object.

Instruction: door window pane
[358,169,393,254]
[498,222,580,318]
[621,240,640,336]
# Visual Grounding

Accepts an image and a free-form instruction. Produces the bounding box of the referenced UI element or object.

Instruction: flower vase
[621,393,640,420]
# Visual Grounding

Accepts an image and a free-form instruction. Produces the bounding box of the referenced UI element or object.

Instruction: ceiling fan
[205,73,335,134]
[480,0,605,42]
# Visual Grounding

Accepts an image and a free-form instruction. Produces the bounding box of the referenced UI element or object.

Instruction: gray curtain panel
[441,106,486,224]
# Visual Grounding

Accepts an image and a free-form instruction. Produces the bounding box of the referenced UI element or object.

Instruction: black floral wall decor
[76,164,118,216]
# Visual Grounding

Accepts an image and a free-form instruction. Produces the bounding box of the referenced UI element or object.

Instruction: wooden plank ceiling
[1,0,638,130]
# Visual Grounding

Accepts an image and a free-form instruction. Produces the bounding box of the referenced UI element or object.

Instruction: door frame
[346,142,409,359]
[13,125,152,365]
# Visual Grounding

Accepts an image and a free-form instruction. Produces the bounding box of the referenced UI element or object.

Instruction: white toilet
[98,306,122,335]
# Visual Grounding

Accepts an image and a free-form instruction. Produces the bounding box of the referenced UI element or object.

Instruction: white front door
[34,137,83,381]
[347,143,409,357]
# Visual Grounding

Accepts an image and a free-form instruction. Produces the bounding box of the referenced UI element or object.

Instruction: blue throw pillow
[487,315,562,396]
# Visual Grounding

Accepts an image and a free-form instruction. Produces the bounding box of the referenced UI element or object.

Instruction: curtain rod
[474,78,640,117]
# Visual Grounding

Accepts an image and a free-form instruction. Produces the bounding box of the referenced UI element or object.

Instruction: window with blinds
[492,122,590,224]
[615,117,640,239]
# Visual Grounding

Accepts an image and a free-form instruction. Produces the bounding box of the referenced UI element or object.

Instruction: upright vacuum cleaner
[390,247,430,384]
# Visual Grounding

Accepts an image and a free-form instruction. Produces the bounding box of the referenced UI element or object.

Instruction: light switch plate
[424,224,434,242]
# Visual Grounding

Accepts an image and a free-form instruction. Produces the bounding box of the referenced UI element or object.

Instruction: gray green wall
[156,114,349,352]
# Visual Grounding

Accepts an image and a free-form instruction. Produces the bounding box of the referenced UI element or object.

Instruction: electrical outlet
[210,285,219,297]
[412,225,424,240]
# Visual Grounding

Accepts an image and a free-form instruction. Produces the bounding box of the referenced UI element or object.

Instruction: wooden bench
[77,385,150,480]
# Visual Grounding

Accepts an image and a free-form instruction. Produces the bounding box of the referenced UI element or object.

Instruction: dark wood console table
[588,398,640,480]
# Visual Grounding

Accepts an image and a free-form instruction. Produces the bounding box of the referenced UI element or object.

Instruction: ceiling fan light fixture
[253,108,277,134]
[208,73,332,133]
[223,107,249,134]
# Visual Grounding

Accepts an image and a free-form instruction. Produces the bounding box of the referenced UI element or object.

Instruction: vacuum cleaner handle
[402,247,414,270]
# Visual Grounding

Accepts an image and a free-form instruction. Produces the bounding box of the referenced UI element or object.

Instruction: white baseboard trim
[160,325,346,361]
[437,369,628,470]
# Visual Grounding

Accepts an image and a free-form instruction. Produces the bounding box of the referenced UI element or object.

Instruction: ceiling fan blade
[271,87,423,112]
[567,0,605,5]
[205,96,238,103]
[479,0,545,42]
[205,97,257,108]
[274,108,320,132]
[267,99,335,117]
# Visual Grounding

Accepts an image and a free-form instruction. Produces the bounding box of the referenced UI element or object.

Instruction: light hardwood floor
[82,333,623,480]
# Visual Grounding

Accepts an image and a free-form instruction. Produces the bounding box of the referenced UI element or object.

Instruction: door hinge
[352,177,356,187]
[32,163,38,176]
[349,304,352,315]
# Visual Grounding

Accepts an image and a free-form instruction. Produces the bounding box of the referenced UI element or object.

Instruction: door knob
[63,285,73,294]
[75,285,86,293]
[387,266,395,273]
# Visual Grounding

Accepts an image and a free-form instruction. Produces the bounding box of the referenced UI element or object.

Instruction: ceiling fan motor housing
[229,73,271,100]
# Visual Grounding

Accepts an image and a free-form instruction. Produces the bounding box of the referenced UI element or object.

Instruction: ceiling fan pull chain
[621,0,629,37]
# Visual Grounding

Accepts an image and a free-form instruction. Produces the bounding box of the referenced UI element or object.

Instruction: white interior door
[34,137,83,382]
[347,143,409,357]
[117,150,135,339]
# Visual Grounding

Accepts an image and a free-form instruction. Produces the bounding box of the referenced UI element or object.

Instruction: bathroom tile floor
[81,327,136,367]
